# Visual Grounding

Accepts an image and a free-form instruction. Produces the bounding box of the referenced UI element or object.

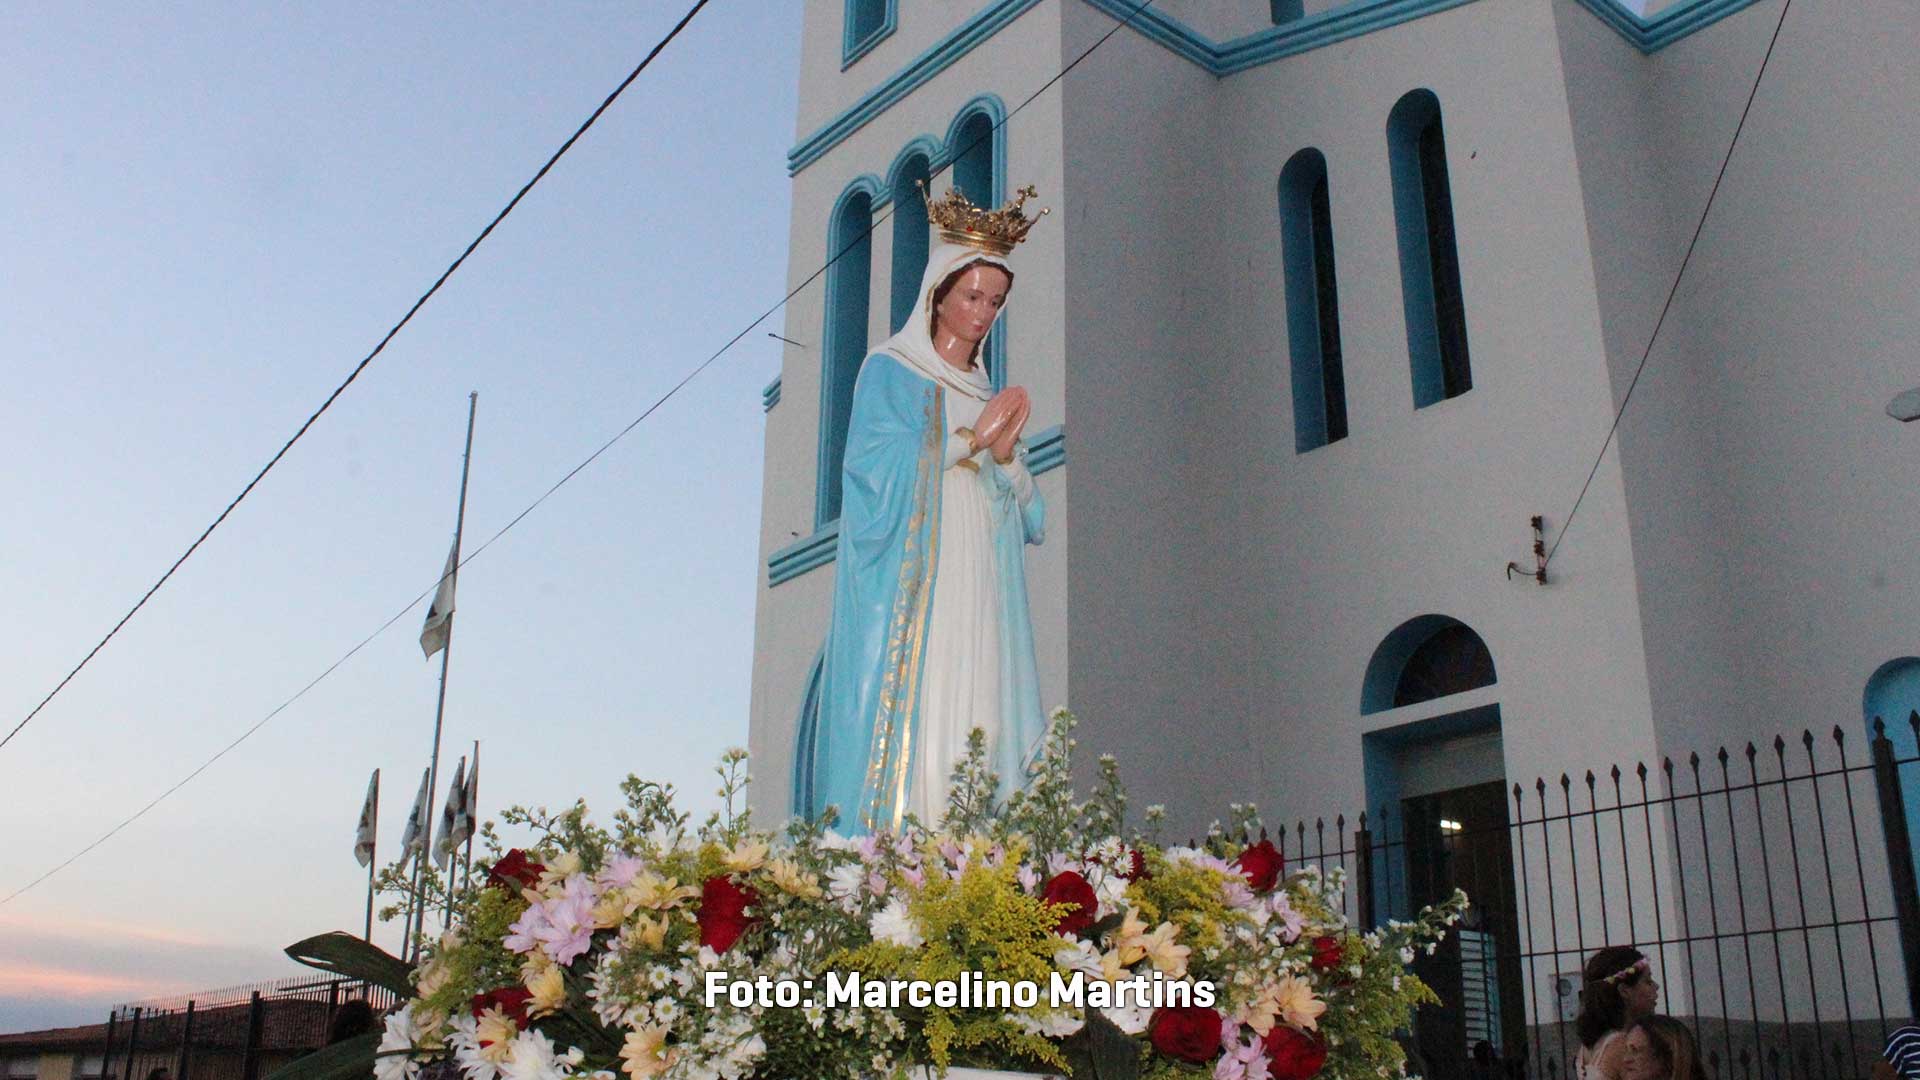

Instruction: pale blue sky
[0,3,798,1030]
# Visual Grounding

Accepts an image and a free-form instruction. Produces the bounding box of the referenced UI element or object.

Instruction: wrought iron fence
[1264,720,1920,1080]
[99,976,399,1080]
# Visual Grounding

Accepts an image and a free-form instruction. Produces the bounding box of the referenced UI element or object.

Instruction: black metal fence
[99,976,399,1080]
[1266,719,1920,1080]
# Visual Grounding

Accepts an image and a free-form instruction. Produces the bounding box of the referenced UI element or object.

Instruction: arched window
[843,0,895,67]
[944,99,1007,387]
[889,149,933,334]
[1361,615,1497,715]
[1279,148,1347,452]
[818,181,876,527]
[792,648,827,817]
[1387,89,1471,408]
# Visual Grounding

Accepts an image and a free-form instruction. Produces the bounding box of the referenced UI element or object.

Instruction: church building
[747,1,1920,1072]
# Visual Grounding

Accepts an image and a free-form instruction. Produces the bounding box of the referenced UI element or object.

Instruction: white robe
[907,392,1004,824]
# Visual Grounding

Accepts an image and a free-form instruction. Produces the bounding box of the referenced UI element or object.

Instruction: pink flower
[1017,865,1040,893]
[1214,1036,1272,1080]
[1269,895,1305,943]
[596,854,646,889]
[901,865,926,889]
[532,875,599,965]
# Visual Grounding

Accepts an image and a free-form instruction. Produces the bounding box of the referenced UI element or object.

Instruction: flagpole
[412,392,478,964]
[462,740,480,880]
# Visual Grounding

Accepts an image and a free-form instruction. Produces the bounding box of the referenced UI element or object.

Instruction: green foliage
[283,933,412,996]
[259,1034,378,1080]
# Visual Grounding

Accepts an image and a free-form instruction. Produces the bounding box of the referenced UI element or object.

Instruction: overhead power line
[1544,0,1794,569]
[0,0,1163,905]
[0,0,713,754]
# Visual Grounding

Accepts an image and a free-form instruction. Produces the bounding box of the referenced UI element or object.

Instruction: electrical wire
[1543,0,1794,569]
[0,0,1163,905]
[0,0,712,754]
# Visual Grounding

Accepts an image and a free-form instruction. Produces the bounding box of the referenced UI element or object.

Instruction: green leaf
[260,1033,380,1080]
[285,932,413,996]
[1060,1009,1139,1080]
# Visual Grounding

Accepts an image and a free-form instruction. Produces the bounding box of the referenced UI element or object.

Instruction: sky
[0,3,799,1032]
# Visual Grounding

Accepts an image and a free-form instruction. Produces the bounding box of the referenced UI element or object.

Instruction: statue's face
[933,264,1011,346]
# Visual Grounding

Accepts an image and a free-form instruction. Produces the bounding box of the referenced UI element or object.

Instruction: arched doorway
[1361,616,1517,1076]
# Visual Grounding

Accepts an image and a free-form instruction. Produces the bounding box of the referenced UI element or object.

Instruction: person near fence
[1618,1015,1707,1080]
[1875,1026,1920,1080]
[1574,946,1661,1080]
[327,1000,377,1044]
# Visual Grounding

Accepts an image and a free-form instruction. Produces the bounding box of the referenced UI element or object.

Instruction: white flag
[434,758,467,871]
[398,768,430,870]
[420,543,458,659]
[353,769,380,868]
[452,748,479,851]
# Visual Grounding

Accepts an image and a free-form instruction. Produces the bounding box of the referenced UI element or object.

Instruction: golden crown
[917,181,1048,256]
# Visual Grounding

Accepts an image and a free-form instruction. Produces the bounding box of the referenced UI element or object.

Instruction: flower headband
[1596,957,1650,986]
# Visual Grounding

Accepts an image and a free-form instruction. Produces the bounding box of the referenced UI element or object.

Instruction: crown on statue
[917,181,1048,256]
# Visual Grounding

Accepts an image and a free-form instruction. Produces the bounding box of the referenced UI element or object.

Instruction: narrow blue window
[1388,89,1471,407]
[818,187,873,526]
[890,154,932,334]
[946,105,1004,385]
[1279,148,1347,451]
[843,0,895,67]
[1271,0,1305,22]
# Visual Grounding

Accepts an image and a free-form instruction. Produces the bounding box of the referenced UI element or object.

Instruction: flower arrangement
[286,712,1464,1080]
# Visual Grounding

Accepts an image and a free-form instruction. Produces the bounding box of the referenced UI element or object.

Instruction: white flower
[826,864,867,903]
[500,1030,564,1080]
[374,1005,425,1080]
[870,898,924,948]
[1053,939,1104,978]
[447,1015,502,1080]
[1100,1003,1153,1035]
[1010,1009,1086,1038]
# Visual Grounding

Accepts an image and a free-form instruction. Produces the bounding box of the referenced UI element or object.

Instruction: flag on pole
[354,769,380,868]
[434,758,467,870]
[420,542,458,659]
[453,747,479,851]
[398,767,431,870]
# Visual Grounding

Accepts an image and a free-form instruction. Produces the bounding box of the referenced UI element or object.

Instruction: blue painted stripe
[789,0,1044,176]
[788,0,1759,175]
[1027,423,1066,476]
[769,520,841,587]
[769,426,1066,587]
[763,375,782,412]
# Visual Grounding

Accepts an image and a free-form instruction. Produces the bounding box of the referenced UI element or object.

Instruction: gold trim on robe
[860,386,945,832]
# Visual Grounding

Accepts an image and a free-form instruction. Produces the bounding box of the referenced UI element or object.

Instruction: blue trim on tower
[788,0,1762,175]
[770,521,842,587]
[790,0,1043,176]
[763,375,782,412]
[1026,424,1065,476]
[770,426,1066,587]
[842,0,900,69]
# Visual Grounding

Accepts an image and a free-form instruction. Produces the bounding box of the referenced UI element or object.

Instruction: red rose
[1236,839,1284,892]
[1147,1006,1223,1064]
[1122,848,1150,883]
[487,849,545,890]
[1263,1026,1328,1080]
[698,875,760,953]
[1309,935,1344,972]
[1041,871,1099,936]
[469,987,534,1027]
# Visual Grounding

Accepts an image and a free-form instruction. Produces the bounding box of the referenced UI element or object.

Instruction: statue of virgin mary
[809,186,1049,833]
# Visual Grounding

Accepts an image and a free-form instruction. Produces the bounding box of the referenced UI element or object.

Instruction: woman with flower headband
[809,184,1049,833]
[1575,946,1661,1080]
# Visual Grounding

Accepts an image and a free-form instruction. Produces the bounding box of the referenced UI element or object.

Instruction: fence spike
[1356,811,1367,831]
[1662,757,1675,778]
[1773,734,1787,753]
[1801,729,1815,751]
[1688,750,1701,770]
[1513,782,1525,802]
[1610,763,1622,782]
[1745,741,1758,762]
[1716,746,1729,766]
[1585,769,1597,790]
[1636,761,1649,780]
[1560,773,1572,791]
[1832,724,1846,747]
[1909,709,1919,742]
[1875,716,1888,739]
